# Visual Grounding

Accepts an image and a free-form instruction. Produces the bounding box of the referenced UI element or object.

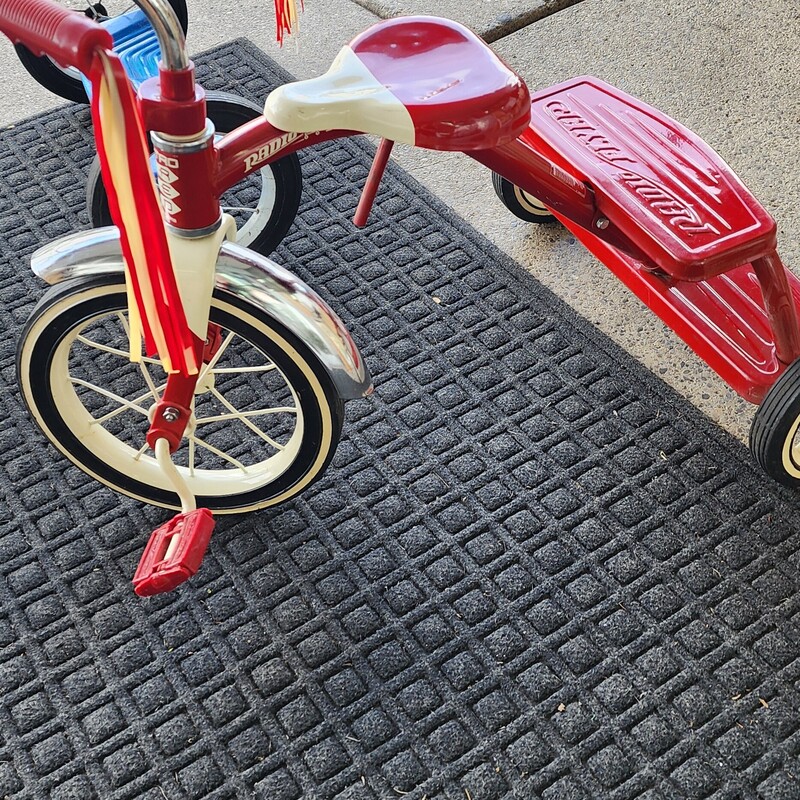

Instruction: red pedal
[132,508,215,597]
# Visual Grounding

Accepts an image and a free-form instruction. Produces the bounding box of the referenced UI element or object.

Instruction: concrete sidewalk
[1,0,797,442]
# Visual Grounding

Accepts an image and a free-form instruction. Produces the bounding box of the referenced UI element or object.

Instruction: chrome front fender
[31,228,373,400]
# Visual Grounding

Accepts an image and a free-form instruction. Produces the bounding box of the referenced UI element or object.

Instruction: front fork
[133,255,226,596]
[139,66,226,454]
[134,69,229,595]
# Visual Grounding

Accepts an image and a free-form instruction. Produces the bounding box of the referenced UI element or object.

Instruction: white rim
[51,310,304,496]
[223,166,276,247]
[512,185,551,217]
[781,414,800,479]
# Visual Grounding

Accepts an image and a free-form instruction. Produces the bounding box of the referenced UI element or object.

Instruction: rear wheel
[14,0,189,104]
[86,92,303,256]
[750,357,800,487]
[492,171,557,224]
[17,275,344,513]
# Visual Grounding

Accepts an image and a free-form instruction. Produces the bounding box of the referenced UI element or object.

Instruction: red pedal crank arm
[0,0,112,74]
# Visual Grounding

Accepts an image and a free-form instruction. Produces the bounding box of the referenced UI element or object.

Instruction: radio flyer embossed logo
[244,132,308,171]
[545,100,722,236]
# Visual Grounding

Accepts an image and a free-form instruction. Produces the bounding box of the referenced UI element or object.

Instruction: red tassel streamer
[274,0,304,45]
[88,52,200,375]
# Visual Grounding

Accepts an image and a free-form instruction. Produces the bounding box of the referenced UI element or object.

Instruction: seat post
[354,138,394,227]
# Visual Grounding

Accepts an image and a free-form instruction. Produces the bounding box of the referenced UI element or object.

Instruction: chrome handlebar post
[133,0,189,71]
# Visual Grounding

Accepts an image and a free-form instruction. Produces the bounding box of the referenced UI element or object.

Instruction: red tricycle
[1,0,798,594]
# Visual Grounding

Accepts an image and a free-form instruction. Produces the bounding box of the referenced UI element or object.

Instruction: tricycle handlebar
[0,0,112,74]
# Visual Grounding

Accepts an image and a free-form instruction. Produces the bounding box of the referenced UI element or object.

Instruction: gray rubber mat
[1,39,800,800]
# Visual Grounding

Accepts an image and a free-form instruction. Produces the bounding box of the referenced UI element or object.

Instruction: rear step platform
[526,77,800,402]
[528,77,777,281]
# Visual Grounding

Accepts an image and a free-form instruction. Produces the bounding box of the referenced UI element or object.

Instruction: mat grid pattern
[0,39,800,800]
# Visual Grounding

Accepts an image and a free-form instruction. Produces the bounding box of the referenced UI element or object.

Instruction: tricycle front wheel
[17,275,344,513]
[750,357,800,487]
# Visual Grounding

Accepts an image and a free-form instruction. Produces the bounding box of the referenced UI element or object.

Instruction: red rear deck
[528,78,777,281]
[522,78,800,402]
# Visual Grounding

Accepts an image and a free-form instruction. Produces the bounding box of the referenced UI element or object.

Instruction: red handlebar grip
[0,0,113,74]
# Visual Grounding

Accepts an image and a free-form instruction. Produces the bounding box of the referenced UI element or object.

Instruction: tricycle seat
[265,16,531,152]
[529,78,777,281]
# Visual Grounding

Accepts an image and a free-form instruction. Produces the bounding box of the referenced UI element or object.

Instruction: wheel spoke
[196,407,296,425]
[188,433,249,471]
[138,367,162,405]
[207,387,287,451]
[198,330,236,382]
[116,313,165,397]
[75,333,161,366]
[91,382,166,425]
[70,377,151,418]
[221,206,258,216]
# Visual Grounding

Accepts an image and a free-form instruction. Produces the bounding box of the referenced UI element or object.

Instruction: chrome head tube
[133,0,189,71]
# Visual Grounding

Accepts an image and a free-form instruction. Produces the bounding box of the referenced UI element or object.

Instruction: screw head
[162,407,180,423]
[595,217,610,230]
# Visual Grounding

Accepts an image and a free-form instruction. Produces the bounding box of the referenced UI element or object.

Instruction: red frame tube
[471,137,596,229]
[213,119,649,258]
[146,114,357,231]
[752,252,800,365]
[354,138,394,227]
[214,118,356,194]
